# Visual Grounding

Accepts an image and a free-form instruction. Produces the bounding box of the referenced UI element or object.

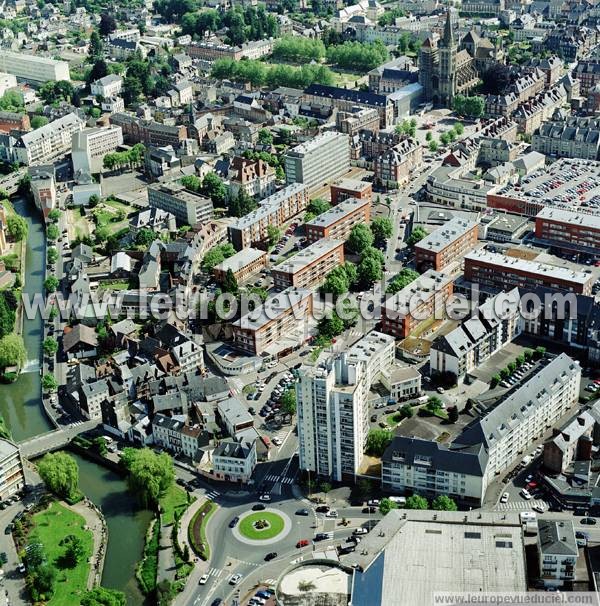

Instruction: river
[3,199,149,604]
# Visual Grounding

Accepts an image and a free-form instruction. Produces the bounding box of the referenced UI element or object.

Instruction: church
[419,10,500,106]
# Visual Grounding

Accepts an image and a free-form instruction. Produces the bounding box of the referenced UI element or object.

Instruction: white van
[389,496,406,506]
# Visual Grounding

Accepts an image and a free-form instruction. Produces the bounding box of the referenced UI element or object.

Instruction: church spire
[442,9,455,47]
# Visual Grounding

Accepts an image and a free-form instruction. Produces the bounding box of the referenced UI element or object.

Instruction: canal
[3,200,149,604]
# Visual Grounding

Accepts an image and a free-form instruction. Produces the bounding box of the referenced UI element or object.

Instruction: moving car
[500,492,509,504]
[314,532,329,541]
[229,573,242,585]
[296,539,309,548]
[252,504,266,511]
[362,506,377,514]
[229,516,240,528]
[353,527,368,535]
[264,552,277,561]
[316,505,330,513]
[259,494,271,502]
[520,489,532,500]
[296,508,309,516]
[581,517,597,525]
[325,510,338,518]
[198,574,209,585]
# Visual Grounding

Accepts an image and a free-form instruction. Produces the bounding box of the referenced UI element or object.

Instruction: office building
[0,51,70,84]
[272,238,345,290]
[534,207,600,258]
[71,126,124,175]
[228,184,309,250]
[538,520,578,588]
[381,270,454,339]
[414,217,479,271]
[304,198,371,244]
[330,178,372,206]
[464,250,594,295]
[0,439,25,501]
[213,248,267,284]
[148,182,213,226]
[232,288,313,356]
[284,132,350,192]
[430,289,522,380]
[14,112,85,165]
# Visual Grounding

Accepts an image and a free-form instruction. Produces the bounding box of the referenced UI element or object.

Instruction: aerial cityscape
[0,0,598,605]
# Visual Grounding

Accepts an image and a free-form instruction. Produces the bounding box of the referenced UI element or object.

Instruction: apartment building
[272,238,345,290]
[373,139,423,186]
[187,39,273,62]
[347,331,395,388]
[304,198,371,244]
[71,126,124,175]
[14,113,85,165]
[228,156,276,200]
[330,179,372,206]
[430,288,522,380]
[532,117,600,161]
[574,60,600,96]
[0,73,17,97]
[464,250,594,295]
[381,436,488,505]
[148,182,213,226]
[0,111,29,134]
[381,270,454,339]
[381,366,422,402]
[90,74,123,98]
[213,248,267,284]
[0,51,70,84]
[228,184,309,250]
[414,217,479,272]
[232,287,313,356]
[284,132,350,192]
[297,353,369,482]
[0,439,25,501]
[30,172,56,219]
[303,84,394,128]
[534,207,600,257]
[336,107,380,137]
[538,520,578,588]
[110,113,188,147]
[212,439,257,483]
[152,413,205,460]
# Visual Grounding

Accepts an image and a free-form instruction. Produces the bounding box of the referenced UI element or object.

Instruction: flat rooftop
[274,238,343,275]
[494,158,600,211]
[415,217,478,253]
[304,197,369,229]
[332,178,372,192]
[213,247,265,273]
[285,131,348,157]
[347,510,527,606]
[465,250,593,285]
[384,269,453,314]
[536,206,600,231]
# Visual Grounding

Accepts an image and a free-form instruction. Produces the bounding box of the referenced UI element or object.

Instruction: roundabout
[232,508,292,546]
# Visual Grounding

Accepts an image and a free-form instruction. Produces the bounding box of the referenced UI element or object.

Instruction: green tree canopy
[358,255,382,286]
[43,337,58,356]
[407,226,428,246]
[7,215,28,241]
[120,447,175,508]
[365,429,393,457]
[257,128,273,146]
[386,268,419,294]
[370,217,392,246]
[281,388,296,416]
[42,373,58,392]
[80,587,127,606]
[46,224,59,241]
[38,452,80,501]
[379,497,398,515]
[317,312,344,339]
[405,494,428,509]
[0,333,26,369]
[44,276,59,293]
[432,495,457,511]
[221,268,238,295]
[347,224,374,255]
[31,115,49,129]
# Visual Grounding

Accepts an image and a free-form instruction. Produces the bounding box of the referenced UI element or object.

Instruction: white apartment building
[0,51,70,84]
[0,73,17,96]
[171,339,204,375]
[381,366,423,402]
[90,74,123,98]
[297,353,369,482]
[430,288,523,380]
[284,132,351,192]
[346,330,395,389]
[14,113,85,165]
[71,126,124,175]
[459,353,581,482]
[0,439,25,501]
[538,520,578,588]
[212,439,257,483]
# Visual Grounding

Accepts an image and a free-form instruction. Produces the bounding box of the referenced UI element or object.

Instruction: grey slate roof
[538,520,578,556]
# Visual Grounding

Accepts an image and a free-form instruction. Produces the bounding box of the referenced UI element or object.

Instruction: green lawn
[31,501,94,606]
[188,500,218,561]
[104,197,132,214]
[238,512,285,540]
[386,412,403,427]
[160,485,189,526]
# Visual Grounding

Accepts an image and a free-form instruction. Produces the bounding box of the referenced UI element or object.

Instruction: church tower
[419,37,439,102]
[438,10,457,107]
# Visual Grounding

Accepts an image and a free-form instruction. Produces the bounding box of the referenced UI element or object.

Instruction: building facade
[71,126,124,175]
[0,51,70,84]
[148,182,214,226]
[0,439,25,501]
[304,198,371,244]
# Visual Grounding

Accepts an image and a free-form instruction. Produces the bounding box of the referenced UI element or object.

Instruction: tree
[307,198,330,216]
[386,268,419,295]
[365,429,393,457]
[281,388,296,416]
[80,587,127,606]
[202,172,228,206]
[88,194,100,207]
[426,396,443,415]
[379,497,398,515]
[7,215,28,241]
[47,209,60,223]
[42,337,58,357]
[400,404,413,418]
[38,452,80,501]
[31,115,49,129]
[407,226,428,246]
[229,189,257,218]
[507,361,516,373]
[322,265,350,296]
[534,346,546,359]
[266,225,281,249]
[89,30,103,60]
[370,217,392,247]
[453,121,464,136]
[480,63,511,95]
[432,495,458,511]
[92,437,108,456]
[42,373,58,392]
[39,81,75,105]
[99,13,117,36]
[317,312,344,339]
[358,255,382,286]
[0,333,26,369]
[201,243,235,272]
[88,59,109,84]
[453,94,485,118]
[405,494,428,509]
[258,128,273,146]
[447,406,459,424]
[120,447,175,508]
[221,269,238,295]
[46,224,59,241]
[347,224,374,255]
[44,276,59,293]
[135,228,158,247]
[63,535,86,567]
[428,140,439,152]
[490,374,501,388]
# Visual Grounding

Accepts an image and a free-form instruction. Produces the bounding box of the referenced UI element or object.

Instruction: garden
[238,511,285,541]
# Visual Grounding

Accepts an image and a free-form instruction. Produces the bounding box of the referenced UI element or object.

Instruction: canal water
[3,200,149,604]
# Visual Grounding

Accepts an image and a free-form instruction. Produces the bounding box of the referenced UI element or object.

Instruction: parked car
[259,494,271,502]
[316,505,330,513]
[581,517,597,525]
[314,532,329,541]
[367,499,380,507]
[520,489,532,500]
[362,506,377,514]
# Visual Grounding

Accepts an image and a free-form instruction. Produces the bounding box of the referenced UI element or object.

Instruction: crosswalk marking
[263,474,294,485]
[494,499,546,512]
[205,491,220,500]
[228,378,244,395]
[207,568,222,578]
